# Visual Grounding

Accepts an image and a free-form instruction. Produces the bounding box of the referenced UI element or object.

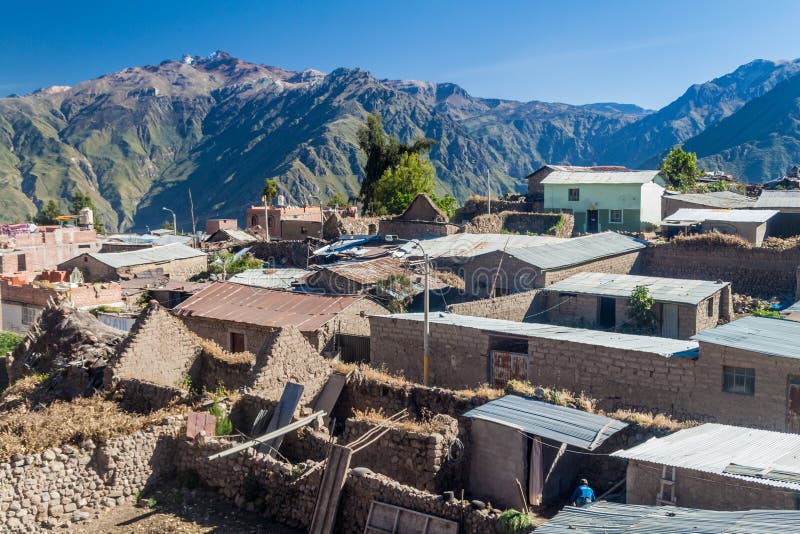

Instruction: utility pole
[487,168,491,215]
[188,188,197,247]
[423,251,430,386]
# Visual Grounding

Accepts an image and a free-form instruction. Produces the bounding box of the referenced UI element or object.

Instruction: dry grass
[607,409,696,431]
[671,232,752,249]
[352,407,444,434]
[433,270,465,290]
[330,361,410,388]
[0,395,182,460]
[197,337,255,366]
[762,235,800,251]
[453,383,505,401]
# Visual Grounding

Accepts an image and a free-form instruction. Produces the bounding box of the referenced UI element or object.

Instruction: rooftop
[755,190,800,209]
[84,243,206,268]
[208,229,257,243]
[381,312,699,358]
[505,232,647,270]
[540,168,663,185]
[692,316,800,360]
[393,233,564,261]
[536,502,800,533]
[612,423,800,491]
[663,190,756,209]
[463,395,627,450]
[227,268,310,290]
[544,272,728,305]
[662,208,778,224]
[173,282,374,331]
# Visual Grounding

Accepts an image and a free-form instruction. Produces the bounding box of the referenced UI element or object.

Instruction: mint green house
[537,166,666,233]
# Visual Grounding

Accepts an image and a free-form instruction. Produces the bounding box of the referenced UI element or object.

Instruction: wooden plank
[310,444,352,534]
[528,437,543,506]
[262,382,304,454]
[364,502,459,534]
[207,411,324,460]
[314,373,347,426]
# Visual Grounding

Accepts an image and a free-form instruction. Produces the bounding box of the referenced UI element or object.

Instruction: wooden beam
[207,410,324,460]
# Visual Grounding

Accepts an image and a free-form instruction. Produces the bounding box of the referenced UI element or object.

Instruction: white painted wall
[1,301,41,333]
[640,182,666,224]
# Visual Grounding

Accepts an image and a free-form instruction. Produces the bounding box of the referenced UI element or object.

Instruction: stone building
[541,272,732,339]
[378,193,460,239]
[661,190,755,220]
[173,281,388,354]
[57,243,207,282]
[463,231,646,297]
[661,208,778,246]
[464,395,627,508]
[612,424,800,510]
[531,165,665,233]
[304,256,445,295]
[754,190,800,237]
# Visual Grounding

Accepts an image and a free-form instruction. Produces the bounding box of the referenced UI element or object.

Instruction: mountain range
[2,51,800,231]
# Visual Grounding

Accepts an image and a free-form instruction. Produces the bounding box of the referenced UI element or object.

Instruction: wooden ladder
[656,465,677,506]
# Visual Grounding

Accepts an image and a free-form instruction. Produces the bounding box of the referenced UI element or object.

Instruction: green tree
[430,193,458,218]
[660,147,702,189]
[627,285,657,333]
[374,274,415,313]
[70,192,93,214]
[373,152,436,214]
[34,200,62,225]
[357,113,434,212]
[163,219,175,231]
[328,191,349,207]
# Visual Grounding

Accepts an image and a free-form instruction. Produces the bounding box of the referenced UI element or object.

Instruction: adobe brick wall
[642,241,800,297]
[446,290,543,322]
[464,212,574,238]
[378,219,460,239]
[247,240,312,268]
[540,250,644,286]
[625,460,798,510]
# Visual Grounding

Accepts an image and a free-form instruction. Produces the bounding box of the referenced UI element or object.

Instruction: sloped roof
[755,190,800,208]
[505,232,646,270]
[612,423,800,491]
[172,282,375,331]
[691,316,800,359]
[664,190,756,209]
[393,233,564,261]
[400,193,447,221]
[541,169,663,185]
[381,312,699,358]
[536,502,800,533]
[85,243,206,269]
[544,272,728,305]
[228,268,310,289]
[463,395,627,450]
[206,228,257,243]
[663,208,778,224]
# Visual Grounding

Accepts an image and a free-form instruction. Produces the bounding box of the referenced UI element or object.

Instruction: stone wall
[641,241,800,297]
[625,460,798,510]
[246,241,312,268]
[343,416,459,492]
[323,214,380,240]
[453,199,537,223]
[378,219,461,239]
[0,418,181,532]
[446,290,543,322]
[464,212,574,238]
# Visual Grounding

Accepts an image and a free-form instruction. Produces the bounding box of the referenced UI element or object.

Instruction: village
[1,157,800,534]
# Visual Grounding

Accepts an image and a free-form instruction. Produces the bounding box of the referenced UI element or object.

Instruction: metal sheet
[392,233,564,261]
[691,316,800,360]
[663,191,756,209]
[87,243,206,268]
[540,169,662,185]
[544,272,727,305]
[383,312,699,358]
[505,232,647,271]
[663,208,778,223]
[228,268,310,289]
[463,395,628,451]
[755,190,800,208]
[173,282,374,332]
[611,423,800,491]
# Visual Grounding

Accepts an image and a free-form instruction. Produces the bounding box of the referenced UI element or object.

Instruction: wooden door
[662,304,679,339]
[229,332,246,352]
[491,350,528,388]
[787,376,800,433]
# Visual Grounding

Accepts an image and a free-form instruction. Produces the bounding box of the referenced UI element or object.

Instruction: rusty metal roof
[309,257,448,290]
[172,282,369,331]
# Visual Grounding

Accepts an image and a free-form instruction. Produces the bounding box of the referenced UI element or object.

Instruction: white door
[662,304,678,338]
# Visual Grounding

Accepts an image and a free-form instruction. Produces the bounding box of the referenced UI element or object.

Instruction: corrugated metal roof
[393,233,564,261]
[217,229,257,243]
[463,395,627,450]
[663,190,756,209]
[506,232,646,270]
[755,190,800,208]
[782,300,800,317]
[87,243,206,268]
[536,502,800,533]
[318,257,411,285]
[544,272,728,305]
[691,316,800,359]
[663,208,778,223]
[612,423,800,491]
[541,169,662,185]
[228,268,310,289]
[172,281,374,331]
[382,312,699,357]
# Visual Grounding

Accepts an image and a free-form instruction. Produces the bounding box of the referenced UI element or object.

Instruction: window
[78,244,91,249]
[723,366,755,395]
[16,254,26,272]
[568,188,580,201]
[300,226,308,234]
[229,332,246,353]
[21,305,38,325]
[609,210,623,224]
[250,216,258,227]
[707,298,714,317]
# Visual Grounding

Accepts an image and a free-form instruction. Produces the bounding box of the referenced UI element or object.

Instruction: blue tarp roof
[463,395,627,450]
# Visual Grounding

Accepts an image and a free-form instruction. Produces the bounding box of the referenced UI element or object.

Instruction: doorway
[587,210,599,233]
[787,376,800,433]
[662,304,679,338]
[598,297,616,329]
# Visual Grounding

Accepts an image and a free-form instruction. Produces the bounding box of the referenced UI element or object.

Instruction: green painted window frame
[609,209,623,224]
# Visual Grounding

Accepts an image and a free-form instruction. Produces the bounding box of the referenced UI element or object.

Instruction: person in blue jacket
[570,478,596,507]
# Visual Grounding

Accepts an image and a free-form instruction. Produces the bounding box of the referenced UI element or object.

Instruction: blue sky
[2,0,799,109]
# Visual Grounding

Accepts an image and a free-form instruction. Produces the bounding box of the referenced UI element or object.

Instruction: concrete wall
[0,301,40,333]
[544,183,656,233]
[641,241,800,297]
[468,418,528,509]
[625,460,799,510]
[446,290,543,322]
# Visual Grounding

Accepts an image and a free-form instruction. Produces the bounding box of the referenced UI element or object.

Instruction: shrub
[209,399,234,436]
[628,285,657,333]
[0,332,24,356]
[500,509,532,533]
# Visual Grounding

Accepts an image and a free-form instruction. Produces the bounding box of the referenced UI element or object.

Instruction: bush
[0,332,24,356]
[209,399,234,436]
[208,252,263,276]
[500,509,532,533]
